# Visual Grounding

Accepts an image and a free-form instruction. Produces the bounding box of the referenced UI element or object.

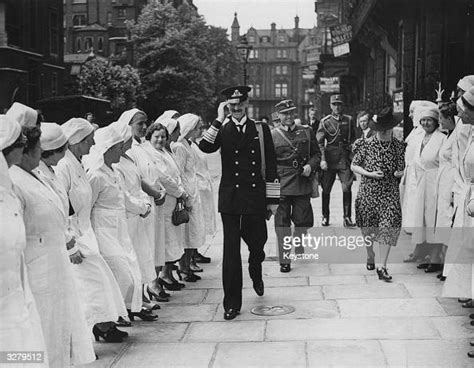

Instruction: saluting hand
[217,101,228,122]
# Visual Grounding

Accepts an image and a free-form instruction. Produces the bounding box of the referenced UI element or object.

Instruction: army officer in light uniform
[316,94,356,228]
[199,85,280,321]
[271,99,321,273]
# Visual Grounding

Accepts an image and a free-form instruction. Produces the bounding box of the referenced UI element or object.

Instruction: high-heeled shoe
[111,324,128,338]
[376,267,392,282]
[146,285,169,302]
[182,271,200,282]
[116,316,131,327]
[158,277,182,291]
[127,309,158,322]
[92,325,123,342]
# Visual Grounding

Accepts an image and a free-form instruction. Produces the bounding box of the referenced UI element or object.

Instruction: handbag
[172,198,189,226]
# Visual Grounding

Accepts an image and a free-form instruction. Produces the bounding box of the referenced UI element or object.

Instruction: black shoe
[470,340,474,347]
[253,279,264,296]
[111,325,129,338]
[158,278,181,291]
[425,264,442,273]
[146,286,169,303]
[92,325,123,343]
[343,217,356,228]
[223,309,240,320]
[458,298,471,303]
[417,263,429,269]
[280,264,291,273]
[127,309,158,322]
[195,252,211,263]
[468,350,474,358]
[376,267,392,282]
[115,316,131,327]
[462,300,474,308]
[321,216,330,226]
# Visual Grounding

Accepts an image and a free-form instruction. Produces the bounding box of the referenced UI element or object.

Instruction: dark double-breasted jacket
[316,114,356,170]
[199,115,280,215]
[271,125,321,196]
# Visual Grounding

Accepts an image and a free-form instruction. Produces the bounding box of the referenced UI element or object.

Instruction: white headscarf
[113,108,143,141]
[160,118,178,135]
[177,113,200,141]
[0,115,22,189]
[40,123,68,151]
[83,125,123,173]
[62,118,95,145]
[117,108,145,127]
[417,106,439,122]
[155,110,179,125]
[411,101,437,127]
[6,102,38,128]
[457,75,474,92]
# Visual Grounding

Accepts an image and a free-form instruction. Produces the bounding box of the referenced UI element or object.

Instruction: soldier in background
[272,99,321,273]
[316,94,356,228]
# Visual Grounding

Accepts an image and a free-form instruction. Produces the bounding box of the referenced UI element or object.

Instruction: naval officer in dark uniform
[199,86,280,320]
[272,100,321,273]
[316,94,356,227]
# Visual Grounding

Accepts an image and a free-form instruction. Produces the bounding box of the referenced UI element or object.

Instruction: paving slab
[121,322,188,343]
[114,342,216,368]
[212,300,339,321]
[380,339,473,367]
[263,263,331,277]
[404,282,444,298]
[165,289,207,304]
[77,342,127,368]
[437,297,472,316]
[309,275,367,286]
[265,317,440,341]
[338,298,447,318]
[212,341,306,368]
[431,316,474,338]
[157,303,218,323]
[204,285,323,304]
[306,340,387,367]
[323,283,411,300]
[365,273,440,284]
[184,321,266,342]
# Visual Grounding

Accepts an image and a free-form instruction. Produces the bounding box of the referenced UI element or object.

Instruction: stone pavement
[80,156,474,367]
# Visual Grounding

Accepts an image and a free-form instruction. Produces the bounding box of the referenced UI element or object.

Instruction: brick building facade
[0,0,64,111]
[231,13,319,122]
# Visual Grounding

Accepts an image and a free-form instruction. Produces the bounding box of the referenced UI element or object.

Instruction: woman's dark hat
[220,86,251,103]
[369,107,398,131]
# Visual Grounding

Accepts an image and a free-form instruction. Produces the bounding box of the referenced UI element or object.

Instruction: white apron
[54,150,127,325]
[401,126,425,230]
[432,131,456,244]
[9,165,95,368]
[442,127,474,297]
[411,130,446,245]
[87,163,142,312]
[0,173,48,368]
[172,139,205,249]
[113,156,156,283]
[191,142,217,239]
[128,139,163,267]
[143,142,185,262]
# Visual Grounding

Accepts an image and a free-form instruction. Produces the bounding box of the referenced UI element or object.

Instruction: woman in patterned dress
[351,107,406,281]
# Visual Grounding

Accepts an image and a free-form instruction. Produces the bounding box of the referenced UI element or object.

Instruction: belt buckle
[292,160,299,169]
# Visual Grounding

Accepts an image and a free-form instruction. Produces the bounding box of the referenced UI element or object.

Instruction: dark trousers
[274,195,313,265]
[320,168,354,218]
[221,213,267,311]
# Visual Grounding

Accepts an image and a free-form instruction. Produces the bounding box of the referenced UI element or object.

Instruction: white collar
[281,123,296,132]
[232,115,247,126]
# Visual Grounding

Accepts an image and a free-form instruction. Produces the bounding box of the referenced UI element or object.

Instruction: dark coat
[199,116,279,215]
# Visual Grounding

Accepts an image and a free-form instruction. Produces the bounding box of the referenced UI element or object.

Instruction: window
[107,12,112,26]
[76,37,82,53]
[248,84,260,98]
[249,49,259,59]
[72,0,87,4]
[261,36,270,43]
[98,37,104,52]
[247,105,259,119]
[248,35,255,43]
[277,49,287,58]
[49,10,59,55]
[385,54,397,96]
[85,37,93,51]
[279,35,285,43]
[117,8,126,19]
[70,64,81,75]
[73,14,87,27]
[52,73,58,96]
[275,83,288,98]
[276,65,288,75]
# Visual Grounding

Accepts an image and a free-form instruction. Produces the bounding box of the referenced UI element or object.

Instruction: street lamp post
[236,35,252,85]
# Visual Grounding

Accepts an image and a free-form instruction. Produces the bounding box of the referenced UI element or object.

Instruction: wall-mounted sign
[320,77,340,93]
[333,43,350,57]
[330,24,353,46]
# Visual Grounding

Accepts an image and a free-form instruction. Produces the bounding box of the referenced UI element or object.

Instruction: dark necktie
[236,124,245,134]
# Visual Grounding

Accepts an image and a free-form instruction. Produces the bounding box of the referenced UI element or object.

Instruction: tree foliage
[76,58,143,112]
[128,1,239,121]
